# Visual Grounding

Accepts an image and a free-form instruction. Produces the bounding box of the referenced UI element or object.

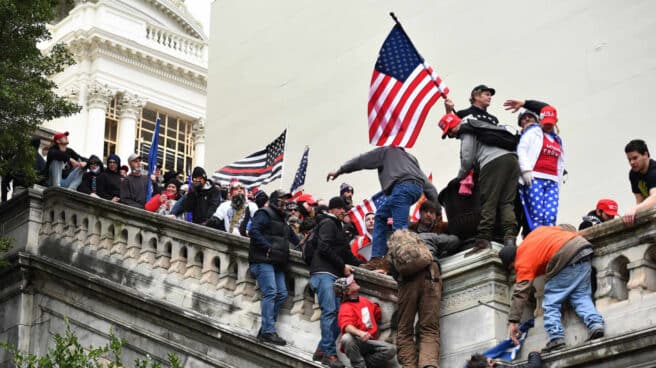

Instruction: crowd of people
[1,83,655,368]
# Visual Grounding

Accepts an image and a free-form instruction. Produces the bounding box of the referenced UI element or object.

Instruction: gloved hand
[522,171,534,187]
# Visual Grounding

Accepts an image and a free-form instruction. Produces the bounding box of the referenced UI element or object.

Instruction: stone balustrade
[2,187,656,367]
[145,23,207,64]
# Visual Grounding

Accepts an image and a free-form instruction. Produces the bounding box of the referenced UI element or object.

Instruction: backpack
[301,221,323,266]
[387,229,434,277]
[459,119,519,151]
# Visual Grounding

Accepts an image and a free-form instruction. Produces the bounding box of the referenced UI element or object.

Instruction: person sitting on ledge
[498,224,605,353]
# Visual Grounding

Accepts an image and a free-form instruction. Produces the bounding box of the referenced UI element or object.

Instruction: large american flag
[368,24,449,148]
[213,130,286,188]
[290,146,309,195]
[348,191,388,237]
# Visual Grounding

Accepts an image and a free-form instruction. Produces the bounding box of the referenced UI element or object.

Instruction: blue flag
[290,146,309,194]
[146,117,161,201]
[482,319,534,362]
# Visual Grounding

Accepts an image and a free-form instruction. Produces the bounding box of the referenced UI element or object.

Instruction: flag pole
[389,12,448,96]
[279,127,288,190]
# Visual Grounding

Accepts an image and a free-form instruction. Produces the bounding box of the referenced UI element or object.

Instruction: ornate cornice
[119,93,147,120]
[67,34,207,92]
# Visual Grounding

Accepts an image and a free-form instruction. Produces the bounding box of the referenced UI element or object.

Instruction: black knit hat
[192,167,207,180]
[329,197,347,210]
[498,246,517,270]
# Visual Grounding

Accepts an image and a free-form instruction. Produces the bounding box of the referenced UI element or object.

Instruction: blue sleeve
[288,227,300,245]
[250,211,272,249]
[170,194,186,216]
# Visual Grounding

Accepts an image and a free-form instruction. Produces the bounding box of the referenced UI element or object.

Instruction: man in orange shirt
[498,225,604,353]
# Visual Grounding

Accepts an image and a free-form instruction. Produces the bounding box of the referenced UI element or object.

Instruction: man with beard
[120,154,150,208]
[181,167,222,225]
[249,190,300,345]
[212,180,257,235]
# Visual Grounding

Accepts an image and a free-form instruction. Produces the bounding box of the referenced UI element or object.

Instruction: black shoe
[258,332,287,346]
[464,239,490,257]
[542,337,565,353]
[312,349,324,361]
[588,327,604,341]
[321,355,344,368]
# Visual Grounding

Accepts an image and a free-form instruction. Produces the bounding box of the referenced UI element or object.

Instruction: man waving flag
[369,16,449,148]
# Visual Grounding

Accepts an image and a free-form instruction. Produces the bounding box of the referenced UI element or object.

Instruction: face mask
[91,167,100,174]
[231,194,246,209]
[192,182,202,191]
[131,168,142,175]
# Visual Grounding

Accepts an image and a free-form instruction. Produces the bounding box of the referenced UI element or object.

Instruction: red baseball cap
[540,106,558,125]
[596,199,618,216]
[52,131,69,143]
[296,193,317,206]
[439,113,461,139]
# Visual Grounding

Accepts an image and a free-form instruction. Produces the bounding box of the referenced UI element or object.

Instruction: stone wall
[1,187,656,367]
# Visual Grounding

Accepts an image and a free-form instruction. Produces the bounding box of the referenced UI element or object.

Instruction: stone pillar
[192,118,205,168]
[85,82,114,157]
[117,93,146,161]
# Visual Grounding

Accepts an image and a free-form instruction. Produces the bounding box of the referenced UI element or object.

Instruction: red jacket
[337,296,381,338]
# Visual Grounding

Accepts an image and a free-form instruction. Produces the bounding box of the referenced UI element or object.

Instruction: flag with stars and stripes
[290,146,309,196]
[213,130,286,189]
[348,191,388,237]
[368,24,449,148]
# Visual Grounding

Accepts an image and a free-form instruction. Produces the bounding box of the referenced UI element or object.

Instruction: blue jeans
[543,260,604,340]
[371,182,423,257]
[250,263,288,334]
[48,160,84,189]
[310,273,340,355]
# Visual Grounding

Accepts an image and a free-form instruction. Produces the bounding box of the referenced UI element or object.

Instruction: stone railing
[2,187,656,367]
[145,23,207,65]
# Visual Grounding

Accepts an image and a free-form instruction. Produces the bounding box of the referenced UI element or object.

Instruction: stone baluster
[61,213,76,247]
[39,211,54,238]
[234,258,256,297]
[110,229,128,257]
[124,232,142,262]
[154,241,171,270]
[200,250,220,286]
[290,276,309,315]
[73,218,88,249]
[87,220,101,249]
[216,253,236,291]
[168,242,188,275]
[626,258,656,298]
[184,246,203,280]
[97,224,114,256]
[138,237,158,266]
[52,211,66,238]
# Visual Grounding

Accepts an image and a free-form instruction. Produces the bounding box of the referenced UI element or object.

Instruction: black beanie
[498,246,517,270]
[192,166,207,179]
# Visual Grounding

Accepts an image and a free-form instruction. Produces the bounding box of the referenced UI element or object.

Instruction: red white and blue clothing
[517,101,565,229]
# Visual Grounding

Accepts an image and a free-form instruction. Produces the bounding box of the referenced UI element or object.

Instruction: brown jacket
[508,235,591,322]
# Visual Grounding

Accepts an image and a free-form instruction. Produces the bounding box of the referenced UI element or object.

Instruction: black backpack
[302,221,324,266]
[459,119,519,151]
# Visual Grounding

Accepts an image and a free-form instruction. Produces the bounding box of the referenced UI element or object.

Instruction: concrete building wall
[206,0,656,223]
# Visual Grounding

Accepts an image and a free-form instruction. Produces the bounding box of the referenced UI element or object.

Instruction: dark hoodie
[309,213,361,277]
[579,210,602,230]
[96,154,122,201]
[77,155,103,194]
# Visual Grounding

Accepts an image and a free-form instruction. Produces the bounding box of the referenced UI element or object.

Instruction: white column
[116,93,146,161]
[192,118,206,168]
[85,82,114,158]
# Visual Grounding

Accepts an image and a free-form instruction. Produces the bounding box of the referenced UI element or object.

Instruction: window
[103,96,119,160]
[135,107,195,174]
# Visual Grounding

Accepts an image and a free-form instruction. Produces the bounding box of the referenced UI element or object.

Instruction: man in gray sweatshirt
[327,146,437,269]
[439,113,520,252]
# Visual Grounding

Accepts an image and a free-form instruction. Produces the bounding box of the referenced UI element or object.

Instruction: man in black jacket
[96,154,122,203]
[45,131,87,188]
[181,167,221,224]
[249,190,300,346]
[77,155,103,196]
[308,197,362,367]
[445,84,499,125]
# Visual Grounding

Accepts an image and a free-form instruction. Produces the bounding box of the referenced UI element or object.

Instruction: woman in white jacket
[505,99,565,230]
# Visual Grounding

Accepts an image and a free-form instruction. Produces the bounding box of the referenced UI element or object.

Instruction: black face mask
[192,182,202,191]
[231,194,246,209]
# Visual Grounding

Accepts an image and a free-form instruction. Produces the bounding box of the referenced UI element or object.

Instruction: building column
[116,93,146,161]
[192,118,206,169]
[86,82,114,158]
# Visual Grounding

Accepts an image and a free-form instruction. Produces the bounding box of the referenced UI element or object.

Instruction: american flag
[368,24,449,148]
[410,172,433,222]
[213,130,286,188]
[348,191,388,237]
[289,146,309,196]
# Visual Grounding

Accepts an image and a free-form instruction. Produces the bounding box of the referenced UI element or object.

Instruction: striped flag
[213,130,286,188]
[410,172,433,222]
[146,117,161,201]
[290,146,309,195]
[348,192,388,237]
[369,24,449,148]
